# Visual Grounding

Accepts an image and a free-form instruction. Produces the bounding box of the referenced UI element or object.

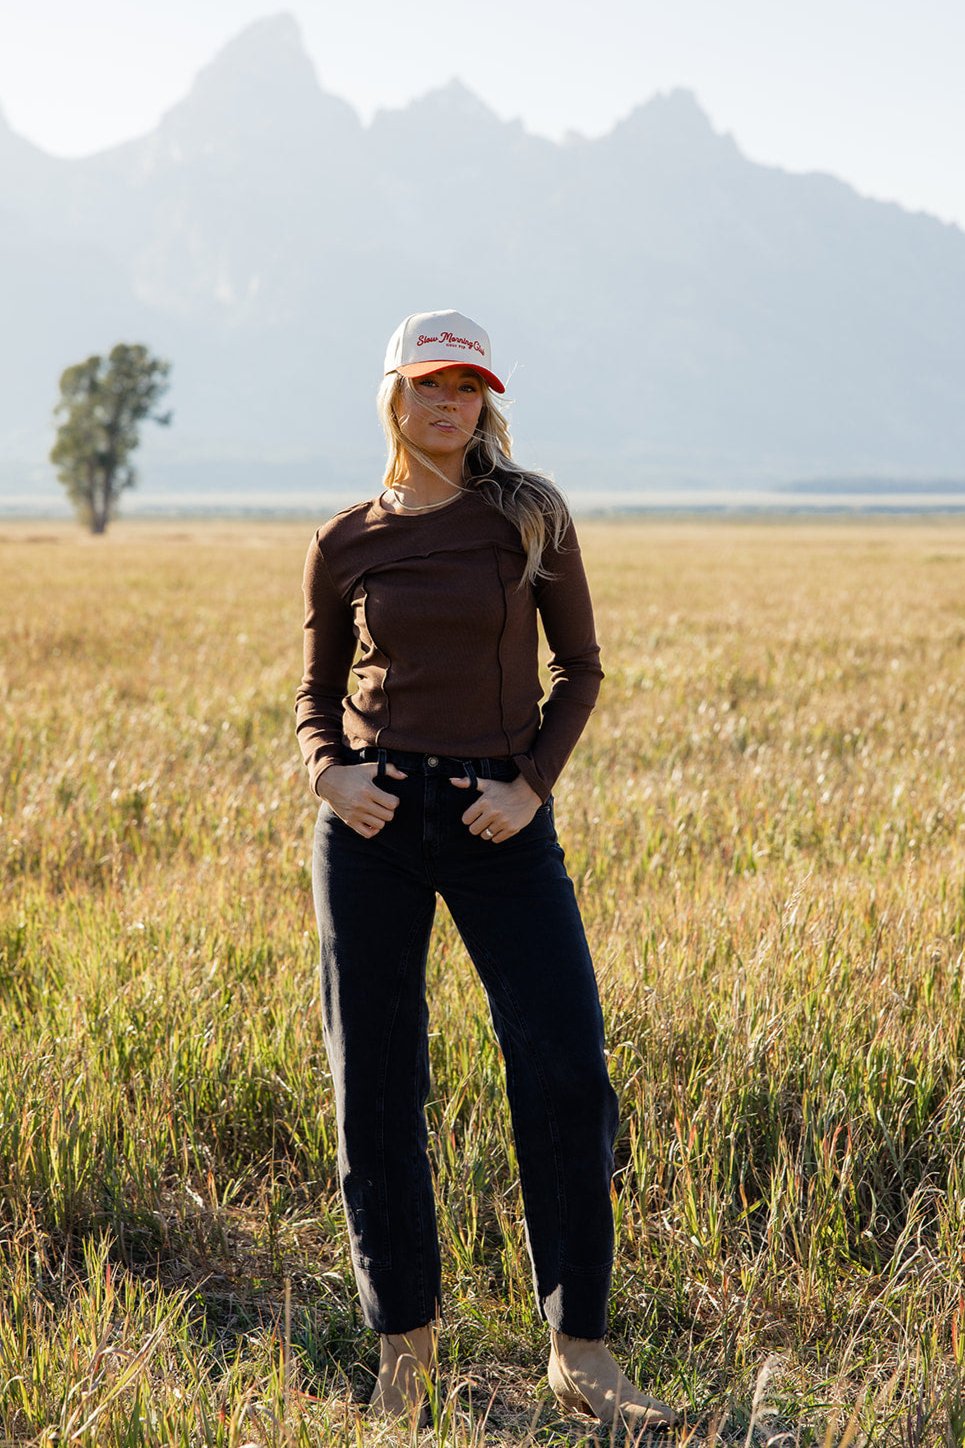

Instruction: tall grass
[0,518,963,1445]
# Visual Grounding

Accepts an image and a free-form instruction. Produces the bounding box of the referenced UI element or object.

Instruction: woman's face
[394,367,485,461]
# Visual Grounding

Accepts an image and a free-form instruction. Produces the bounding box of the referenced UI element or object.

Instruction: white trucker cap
[383,309,506,393]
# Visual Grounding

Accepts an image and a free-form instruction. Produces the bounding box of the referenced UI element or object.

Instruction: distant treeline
[784,477,965,494]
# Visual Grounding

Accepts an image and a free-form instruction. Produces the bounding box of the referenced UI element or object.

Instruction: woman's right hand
[316,762,407,837]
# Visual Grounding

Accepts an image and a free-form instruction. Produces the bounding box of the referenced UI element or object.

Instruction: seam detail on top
[492,546,514,757]
[358,576,391,742]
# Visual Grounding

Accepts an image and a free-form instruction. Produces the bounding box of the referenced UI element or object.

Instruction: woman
[295,310,677,1433]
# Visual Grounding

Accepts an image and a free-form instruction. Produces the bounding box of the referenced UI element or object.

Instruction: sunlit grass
[1,516,963,1445]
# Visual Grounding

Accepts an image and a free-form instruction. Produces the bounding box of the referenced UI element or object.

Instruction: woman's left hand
[449,774,544,842]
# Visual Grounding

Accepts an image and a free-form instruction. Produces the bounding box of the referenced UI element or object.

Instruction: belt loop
[461,760,478,791]
[481,758,493,780]
[375,747,388,783]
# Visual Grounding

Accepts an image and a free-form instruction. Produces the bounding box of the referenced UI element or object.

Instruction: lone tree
[50,343,172,534]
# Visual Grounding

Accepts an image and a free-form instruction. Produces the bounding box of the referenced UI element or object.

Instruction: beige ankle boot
[548,1329,678,1432]
[368,1323,436,1426]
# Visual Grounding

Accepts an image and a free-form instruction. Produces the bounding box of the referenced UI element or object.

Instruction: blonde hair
[376,371,571,586]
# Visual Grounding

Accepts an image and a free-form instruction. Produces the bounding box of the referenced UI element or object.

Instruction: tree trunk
[89,472,112,534]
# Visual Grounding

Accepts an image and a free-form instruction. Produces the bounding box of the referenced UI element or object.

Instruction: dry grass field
[0,516,963,1446]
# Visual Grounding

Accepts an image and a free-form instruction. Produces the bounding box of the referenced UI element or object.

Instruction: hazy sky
[2,0,964,230]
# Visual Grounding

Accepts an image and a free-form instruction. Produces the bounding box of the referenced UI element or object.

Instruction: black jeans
[311,749,620,1338]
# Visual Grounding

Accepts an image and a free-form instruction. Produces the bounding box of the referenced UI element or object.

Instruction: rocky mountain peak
[372,77,504,132]
[155,11,359,148]
[609,86,735,156]
[196,12,312,86]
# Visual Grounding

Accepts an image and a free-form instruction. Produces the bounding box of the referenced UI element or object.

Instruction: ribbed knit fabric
[294,489,603,802]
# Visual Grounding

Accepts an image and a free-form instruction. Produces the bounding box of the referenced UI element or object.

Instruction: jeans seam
[373,896,435,1274]
[453,919,568,1285]
[412,931,433,1327]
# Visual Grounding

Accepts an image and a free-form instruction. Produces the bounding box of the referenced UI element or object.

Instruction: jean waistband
[345,746,519,783]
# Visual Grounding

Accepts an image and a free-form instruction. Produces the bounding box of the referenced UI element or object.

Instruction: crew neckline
[375,487,471,519]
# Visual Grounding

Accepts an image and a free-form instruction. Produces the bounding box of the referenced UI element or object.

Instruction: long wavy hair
[376,371,571,586]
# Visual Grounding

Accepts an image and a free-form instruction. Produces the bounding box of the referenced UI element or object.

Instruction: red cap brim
[396,360,505,394]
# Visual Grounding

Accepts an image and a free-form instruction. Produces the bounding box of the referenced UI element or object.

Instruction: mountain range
[2,11,964,511]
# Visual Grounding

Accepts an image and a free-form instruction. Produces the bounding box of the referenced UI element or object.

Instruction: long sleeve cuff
[512,752,549,802]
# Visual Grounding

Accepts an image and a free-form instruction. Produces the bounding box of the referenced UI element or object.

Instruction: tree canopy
[50,343,172,533]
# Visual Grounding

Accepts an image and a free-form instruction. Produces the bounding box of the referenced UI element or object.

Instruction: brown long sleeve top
[294,488,603,802]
